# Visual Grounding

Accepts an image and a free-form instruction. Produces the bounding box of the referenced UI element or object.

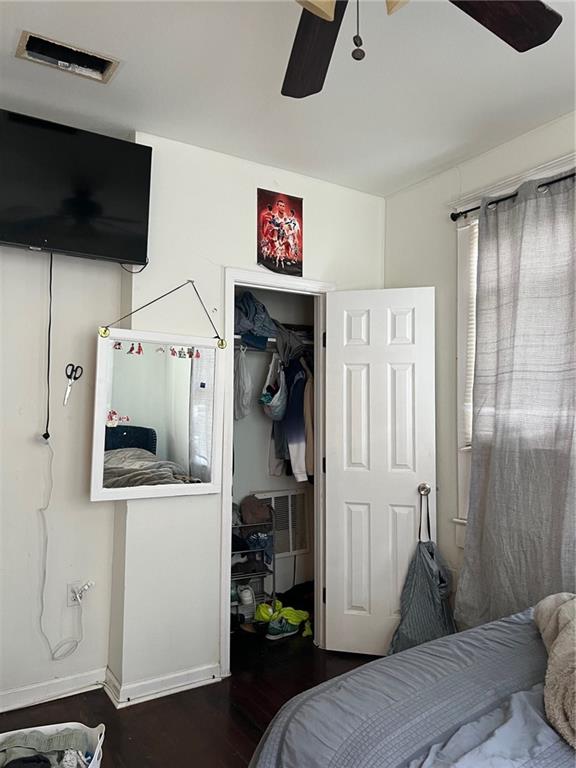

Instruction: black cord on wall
[42,253,54,441]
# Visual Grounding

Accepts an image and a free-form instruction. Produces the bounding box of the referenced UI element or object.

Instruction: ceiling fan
[282,0,563,98]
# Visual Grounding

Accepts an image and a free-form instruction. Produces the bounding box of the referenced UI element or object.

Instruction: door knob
[417,482,431,496]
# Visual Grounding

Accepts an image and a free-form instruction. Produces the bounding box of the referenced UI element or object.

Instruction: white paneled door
[325,288,436,654]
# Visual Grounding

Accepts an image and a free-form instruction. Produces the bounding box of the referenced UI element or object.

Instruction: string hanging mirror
[98,279,227,349]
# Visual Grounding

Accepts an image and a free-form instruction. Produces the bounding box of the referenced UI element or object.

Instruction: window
[456,216,478,523]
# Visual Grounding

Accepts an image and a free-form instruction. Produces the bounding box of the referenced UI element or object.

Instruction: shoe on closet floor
[265,617,300,640]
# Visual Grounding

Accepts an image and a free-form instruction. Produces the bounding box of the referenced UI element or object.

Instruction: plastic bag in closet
[260,353,287,421]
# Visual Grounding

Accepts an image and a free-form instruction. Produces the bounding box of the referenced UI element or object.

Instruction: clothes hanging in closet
[234,290,315,481]
[303,368,314,478]
[283,358,308,482]
[234,347,252,420]
[267,356,314,482]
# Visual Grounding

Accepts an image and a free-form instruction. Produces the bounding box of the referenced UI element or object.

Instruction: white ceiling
[0,0,574,196]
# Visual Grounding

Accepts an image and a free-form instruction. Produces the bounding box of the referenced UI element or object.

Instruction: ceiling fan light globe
[296,0,336,22]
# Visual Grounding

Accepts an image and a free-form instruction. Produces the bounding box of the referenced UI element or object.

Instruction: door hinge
[322,456,326,473]
[322,331,326,348]
[322,587,326,604]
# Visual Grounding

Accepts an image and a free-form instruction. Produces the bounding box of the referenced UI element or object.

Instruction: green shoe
[265,617,300,640]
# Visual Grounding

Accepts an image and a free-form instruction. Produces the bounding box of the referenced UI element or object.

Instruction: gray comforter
[250,610,574,768]
[103,448,195,487]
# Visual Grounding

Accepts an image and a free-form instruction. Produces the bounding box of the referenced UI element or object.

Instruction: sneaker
[265,617,300,640]
[237,585,255,606]
[231,553,248,568]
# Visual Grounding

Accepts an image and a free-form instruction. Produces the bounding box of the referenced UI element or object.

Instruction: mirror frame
[90,328,223,501]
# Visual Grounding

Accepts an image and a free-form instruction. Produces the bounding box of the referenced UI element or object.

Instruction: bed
[103,426,196,487]
[250,609,574,768]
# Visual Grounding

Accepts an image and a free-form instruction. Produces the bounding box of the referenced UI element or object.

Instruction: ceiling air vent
[16,31,119,83]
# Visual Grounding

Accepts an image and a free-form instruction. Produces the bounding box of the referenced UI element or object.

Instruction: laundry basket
[0,721,105,767]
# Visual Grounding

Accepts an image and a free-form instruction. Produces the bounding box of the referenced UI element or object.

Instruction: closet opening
[222,272,330,678]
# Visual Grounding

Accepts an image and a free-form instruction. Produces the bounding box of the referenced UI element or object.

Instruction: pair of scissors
[64,363,83,406]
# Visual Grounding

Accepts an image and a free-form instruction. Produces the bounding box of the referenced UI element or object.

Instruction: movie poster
[257,188,303,276]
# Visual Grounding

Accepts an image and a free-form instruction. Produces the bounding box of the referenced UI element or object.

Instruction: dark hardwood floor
[0,634,372,767]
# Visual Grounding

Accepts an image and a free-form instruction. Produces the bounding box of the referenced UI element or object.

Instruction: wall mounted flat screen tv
[0,109,152,265]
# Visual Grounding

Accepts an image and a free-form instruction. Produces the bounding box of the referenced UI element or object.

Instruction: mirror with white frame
[91,329,222,501]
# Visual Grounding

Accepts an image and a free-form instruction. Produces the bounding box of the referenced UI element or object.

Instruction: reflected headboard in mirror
[91,328,223,501]
[104,425,157,454]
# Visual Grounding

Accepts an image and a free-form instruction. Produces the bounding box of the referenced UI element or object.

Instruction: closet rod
[450,170,575,222]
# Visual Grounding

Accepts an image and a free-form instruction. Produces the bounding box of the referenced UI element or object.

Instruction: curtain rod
[450,170,575,222]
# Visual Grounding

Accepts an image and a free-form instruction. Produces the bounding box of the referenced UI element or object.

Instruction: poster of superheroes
[257,188,303,276]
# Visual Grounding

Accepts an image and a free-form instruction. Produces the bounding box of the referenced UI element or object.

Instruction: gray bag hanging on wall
[388,487,457,655]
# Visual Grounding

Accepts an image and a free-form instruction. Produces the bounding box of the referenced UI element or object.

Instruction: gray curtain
[455,171,576,628]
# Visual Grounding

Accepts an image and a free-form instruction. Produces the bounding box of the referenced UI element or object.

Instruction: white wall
[384,112,576,573]
[0,248,120,709]
[109,132,386,697]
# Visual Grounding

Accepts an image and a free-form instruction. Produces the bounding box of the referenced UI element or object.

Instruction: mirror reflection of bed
[103,339,215,489]
[103,425,196,487]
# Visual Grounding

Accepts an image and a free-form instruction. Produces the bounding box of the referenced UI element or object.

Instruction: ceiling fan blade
[282,0,348,98]
[449,1,562,52]
[386,0,409,15]
[297,0,336,22]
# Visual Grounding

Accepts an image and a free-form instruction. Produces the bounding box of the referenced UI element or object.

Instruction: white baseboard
[103,663,221,709]
[1,664,222,713]
[0,668,106,713]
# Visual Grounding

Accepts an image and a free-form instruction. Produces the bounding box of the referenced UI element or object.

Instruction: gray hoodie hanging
[388,486,457,654]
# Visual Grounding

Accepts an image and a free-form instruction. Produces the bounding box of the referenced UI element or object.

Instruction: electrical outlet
[67,580,95,606]
[67,582,82,607]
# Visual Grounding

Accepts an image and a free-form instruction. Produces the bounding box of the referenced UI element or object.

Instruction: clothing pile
[0,752,92,768]
[534,592,576,748]
[234,291,278,350]
[0,729,97,768]
[233,291,315,482]
[234,291,309,360]
[263,352,314,483]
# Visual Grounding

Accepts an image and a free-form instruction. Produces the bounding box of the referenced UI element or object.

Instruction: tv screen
[0,110,152,265]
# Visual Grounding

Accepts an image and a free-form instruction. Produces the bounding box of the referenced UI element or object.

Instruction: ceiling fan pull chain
[352,0,365,60]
